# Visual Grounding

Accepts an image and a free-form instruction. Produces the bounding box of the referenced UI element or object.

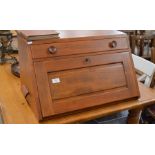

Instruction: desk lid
[17,30,60,41]
[17,30,126,41]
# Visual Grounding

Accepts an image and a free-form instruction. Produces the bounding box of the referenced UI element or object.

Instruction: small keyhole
[84,58,91,64]
[85,58,89,62]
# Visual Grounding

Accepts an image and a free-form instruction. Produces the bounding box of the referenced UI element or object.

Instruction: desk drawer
[34,52,139,117]
[31,37,129,59]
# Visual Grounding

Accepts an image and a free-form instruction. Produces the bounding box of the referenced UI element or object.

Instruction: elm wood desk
[0,61,155,124]
[18,30,140,120]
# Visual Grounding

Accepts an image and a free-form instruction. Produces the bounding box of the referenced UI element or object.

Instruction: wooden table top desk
[0,61,155,124]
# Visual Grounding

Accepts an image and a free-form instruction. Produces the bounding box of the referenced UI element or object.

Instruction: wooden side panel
[122,52,140,97]
[18,36,42,120]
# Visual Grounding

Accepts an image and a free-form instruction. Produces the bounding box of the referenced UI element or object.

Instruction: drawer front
[31,37,129,59]
[48,63,126,100]
[34,52,139,117]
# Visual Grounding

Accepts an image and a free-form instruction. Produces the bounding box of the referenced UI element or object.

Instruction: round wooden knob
[48,46,57,54]
[109,41,117,48]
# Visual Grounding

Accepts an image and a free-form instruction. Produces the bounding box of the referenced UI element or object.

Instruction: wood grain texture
[18,35,42,120]
[34,51,140,117]
[16,30,59,40]
[0,60,37,124]
[49,63,126,100]
[18,30,126,40]
[17,30,140,120]
[0,62,155,124]
[31,37,128,59]
[127,108,142,124]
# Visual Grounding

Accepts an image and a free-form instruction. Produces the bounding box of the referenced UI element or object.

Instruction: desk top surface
[17,30,126,41]
[0,59,155,124]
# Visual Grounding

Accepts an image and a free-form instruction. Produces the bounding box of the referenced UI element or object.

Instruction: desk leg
[0,104,4,124]
[127,109,142,124]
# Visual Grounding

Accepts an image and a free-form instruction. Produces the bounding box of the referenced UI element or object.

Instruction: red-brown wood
[17,30,140,121]
[34,52,139,116]
[18,35,42,120]
[31,37,128,59]
[49,63,126,100]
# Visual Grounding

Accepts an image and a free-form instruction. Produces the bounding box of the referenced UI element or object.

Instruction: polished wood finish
[31,37,128,59]
[17,30,140,121]
[18,35,42,120]
[0,61,155,124]
[127,108,142,124]
[49,63,126,100]
[0,104,4,123]
[16,30,59,40]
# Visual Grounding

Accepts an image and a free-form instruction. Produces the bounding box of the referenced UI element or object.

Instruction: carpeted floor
[85,110,129,124]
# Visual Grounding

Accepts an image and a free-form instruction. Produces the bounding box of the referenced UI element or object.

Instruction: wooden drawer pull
[48,46,57,54]
[109,40,117,48]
